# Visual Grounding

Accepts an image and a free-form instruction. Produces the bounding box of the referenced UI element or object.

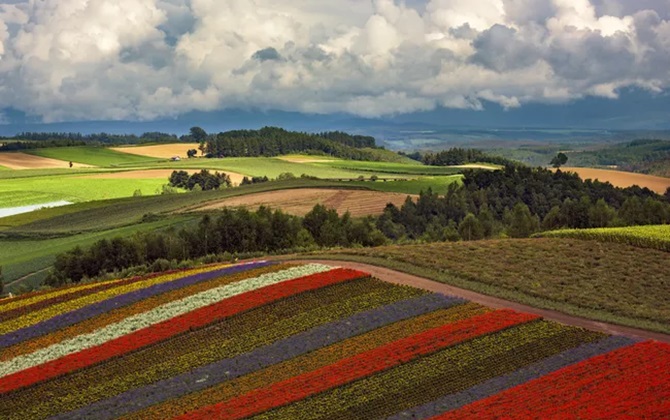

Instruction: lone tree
[189,126,207,143]
[550,152,568,169]
[187,149,198,158]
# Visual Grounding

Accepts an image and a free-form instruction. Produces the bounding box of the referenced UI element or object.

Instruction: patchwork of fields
[195,188,415,217]
[0,261,667,419]
[0,147,464,209]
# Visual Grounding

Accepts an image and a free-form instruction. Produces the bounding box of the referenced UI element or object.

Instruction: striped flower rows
[1,262,668,419]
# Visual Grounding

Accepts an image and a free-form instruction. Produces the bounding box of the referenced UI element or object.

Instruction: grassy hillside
[0,216,196,293]
[318,160,462,175]
[315,239,670,333]
[538,225,670,252]
[1,179,366,236]
[0,175,170,207]
[26,146,161,166]
[0,262,666,419]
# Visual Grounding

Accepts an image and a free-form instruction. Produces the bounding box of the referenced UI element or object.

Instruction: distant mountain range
[1,88,669,148]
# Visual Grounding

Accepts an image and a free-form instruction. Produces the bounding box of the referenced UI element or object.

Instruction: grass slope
[0,175,172,207]
[139,157,379,179]
[0,216,196,292]
[2,179,365,235]
[350,176,463,195]
[313,239,670,333]
[318,160,462,175]
[27,147,161,167]
[538,225,670,252]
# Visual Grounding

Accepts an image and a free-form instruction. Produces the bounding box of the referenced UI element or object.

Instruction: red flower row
[178,309,539,420]
[1,268,367,394]
[435,341,670,419]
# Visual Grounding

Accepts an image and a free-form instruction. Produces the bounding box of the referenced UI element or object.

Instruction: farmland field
[195,188,415,217]
[0,174,174,206]
[0,152,93,170]
[316,159,462,175]
[539,225,670,252]
[111,143,201,159]
[321,239,670,333]
[558,167,670,194]
[0,261,667,419]
[1,147,469,212]
[26,147,161,167]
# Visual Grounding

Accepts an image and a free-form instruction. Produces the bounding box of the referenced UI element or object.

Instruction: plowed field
[195,188,414,216]
[0,153,93,170]
[111,144,200,159]
[560,167,670,194]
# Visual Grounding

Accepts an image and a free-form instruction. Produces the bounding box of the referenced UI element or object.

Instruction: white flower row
[0,264,334,378]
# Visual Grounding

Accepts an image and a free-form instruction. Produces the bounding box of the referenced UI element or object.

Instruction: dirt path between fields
[290,259,670,343]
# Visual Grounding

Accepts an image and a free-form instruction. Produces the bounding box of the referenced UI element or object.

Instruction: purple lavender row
[54,293,465,420]
[387,335,637,420]
[0,261,271,349]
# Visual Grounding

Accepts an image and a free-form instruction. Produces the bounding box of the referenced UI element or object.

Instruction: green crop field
[27,147,162,167]
[352,175,463,195]
[538,225,670,252]
[0,200,111,231]
[0,216,196,293]
[141,157,381,179]
[318,160,462,175]
[0,175,172,207]
[316,238,670,333]
[1,191,67,208]
[0,167,110,180]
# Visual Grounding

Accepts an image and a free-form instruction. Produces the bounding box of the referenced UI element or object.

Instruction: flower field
[0,261,668,419]
[539,224,670,252]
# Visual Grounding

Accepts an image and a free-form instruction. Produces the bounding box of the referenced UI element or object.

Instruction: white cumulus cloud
[0,0,668,121]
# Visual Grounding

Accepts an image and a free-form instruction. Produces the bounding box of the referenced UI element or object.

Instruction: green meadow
[27,146,161,166]
[0,175,172,207]
[0,216,196,292]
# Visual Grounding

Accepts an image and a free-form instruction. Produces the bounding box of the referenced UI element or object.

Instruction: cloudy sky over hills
[0,0,669,127]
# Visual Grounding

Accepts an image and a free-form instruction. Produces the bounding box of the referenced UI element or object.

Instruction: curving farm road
[291,259,670,344]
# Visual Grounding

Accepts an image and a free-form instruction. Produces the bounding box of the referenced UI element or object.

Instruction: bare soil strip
[559,167,670,194]
[111,144,200,159]
[81,169,246,186]
[0,153,93,169]
[290,260,670,343]
[195,188,415,217]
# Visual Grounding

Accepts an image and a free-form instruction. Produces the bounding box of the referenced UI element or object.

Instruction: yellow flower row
[0,264,231,334]
[0,277,125,314]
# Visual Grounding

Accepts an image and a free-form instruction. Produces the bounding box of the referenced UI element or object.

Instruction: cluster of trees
[422,148,513,166]
[376,166,670,242]
[240,176,270,185]
[3,131,181,147]
[48,205,386,284]
[168,170,232,191]
[317,131,376,148]
[198,127,383,161]
[46,164,670,284]
[0,139,88,151]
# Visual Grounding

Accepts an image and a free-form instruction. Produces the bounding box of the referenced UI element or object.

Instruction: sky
[0,0,669,130]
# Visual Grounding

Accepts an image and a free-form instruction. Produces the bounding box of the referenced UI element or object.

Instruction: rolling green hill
[27,147,161,166]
